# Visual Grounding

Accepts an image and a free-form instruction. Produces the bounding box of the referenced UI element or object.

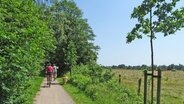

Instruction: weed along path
[34,78,75,104]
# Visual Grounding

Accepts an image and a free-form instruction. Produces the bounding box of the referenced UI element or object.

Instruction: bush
[0,0,55,103]
[69,64,143,104]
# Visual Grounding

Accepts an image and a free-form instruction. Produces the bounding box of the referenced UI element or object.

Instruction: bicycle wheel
[48,75,51,87]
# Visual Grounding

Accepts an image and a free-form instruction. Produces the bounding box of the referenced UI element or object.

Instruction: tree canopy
[127,0,184,43]
[126,0,184,103]
[0,0,99,103]
[0,0,55,103]
[46,0,99,71]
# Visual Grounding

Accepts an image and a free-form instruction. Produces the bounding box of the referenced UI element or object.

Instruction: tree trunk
[150,6,154,104]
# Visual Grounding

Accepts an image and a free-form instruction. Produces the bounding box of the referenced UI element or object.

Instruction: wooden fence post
[119,74,121,84]
[144,70,147,104]
[137,78,142,96]
[157,69,161,104]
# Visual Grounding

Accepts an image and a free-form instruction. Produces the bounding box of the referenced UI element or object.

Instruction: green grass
[24,77,44,104]
[113,69,184,104]
[58,78,95,104]
[58,76,142,104]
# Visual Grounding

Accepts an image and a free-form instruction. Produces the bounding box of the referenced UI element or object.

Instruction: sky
[74,0,184,66]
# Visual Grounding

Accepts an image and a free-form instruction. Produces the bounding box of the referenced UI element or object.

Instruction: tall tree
[126,0,183,103]
[64,40,77,77]
[47,0,99,72]
[0,0,55,103]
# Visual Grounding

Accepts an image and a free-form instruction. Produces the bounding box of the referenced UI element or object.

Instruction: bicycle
[46,63,53,87]
[47,72,52,87]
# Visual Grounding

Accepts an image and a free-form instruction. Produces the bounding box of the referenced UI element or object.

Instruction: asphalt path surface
[34,78,75,104]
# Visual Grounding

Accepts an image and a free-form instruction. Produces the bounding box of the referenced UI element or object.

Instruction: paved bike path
[34,78,75,104]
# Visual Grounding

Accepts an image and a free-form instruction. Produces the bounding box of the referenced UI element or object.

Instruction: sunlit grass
[112,69,184,104]
[58,78,95,104]
[25,77,44,104]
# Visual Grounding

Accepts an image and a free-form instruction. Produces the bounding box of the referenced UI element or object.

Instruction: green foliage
[0,0,99,103]
[127,0,183,43]
[113,69,184,104]
[23,77,43,104]
[65,40,78,67]
[69,64,142,104]
[127,2,184,103]
[0,0,55,103]
[46,0,99,71]
[61,82,95,104]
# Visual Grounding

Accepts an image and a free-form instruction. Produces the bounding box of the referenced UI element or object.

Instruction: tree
[46,0,99,72]
[0,0,55,103]
[126,0,183,103]
[118,64,126,68]
[64,40,78,77]
[141,64,148,70]
[167,64,175,70]
[158,65,167,70]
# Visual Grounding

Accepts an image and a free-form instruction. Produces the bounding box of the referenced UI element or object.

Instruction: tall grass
[113,69,184,104]
[63,64,142,104]
[24,77,43,104]
[59,78,95,104]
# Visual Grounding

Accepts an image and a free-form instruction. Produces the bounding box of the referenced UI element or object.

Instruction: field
[112,69,184,104]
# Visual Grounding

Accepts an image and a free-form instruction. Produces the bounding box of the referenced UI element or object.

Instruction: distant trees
[108,64,184,70]
[118,64,126,69]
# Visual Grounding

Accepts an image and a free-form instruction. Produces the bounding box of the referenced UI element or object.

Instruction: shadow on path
[40,82,60,88]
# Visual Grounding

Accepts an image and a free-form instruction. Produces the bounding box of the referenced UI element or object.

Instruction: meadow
[112,69,184,104]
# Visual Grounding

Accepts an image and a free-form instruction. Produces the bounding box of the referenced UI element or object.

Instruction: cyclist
[46,63,53,86]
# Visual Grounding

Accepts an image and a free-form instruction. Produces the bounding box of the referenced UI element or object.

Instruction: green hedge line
[0,0,55,103]
[69,64,143,104]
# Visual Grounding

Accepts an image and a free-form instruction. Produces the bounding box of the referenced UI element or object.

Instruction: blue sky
[74,0,184,66]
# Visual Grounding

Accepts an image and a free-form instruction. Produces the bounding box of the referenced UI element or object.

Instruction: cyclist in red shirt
[46,63,53,85]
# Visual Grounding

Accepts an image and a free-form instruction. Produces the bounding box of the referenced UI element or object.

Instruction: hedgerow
[69,63,143,104]
[0,0,55,103]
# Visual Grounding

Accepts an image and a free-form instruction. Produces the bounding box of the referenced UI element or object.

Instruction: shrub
[0,0,55,103]
[69,64,143,104]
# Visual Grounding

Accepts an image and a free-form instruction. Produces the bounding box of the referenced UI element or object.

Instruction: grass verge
[113,69,184,104]
[24,77,44,104]
[58,78,95,104]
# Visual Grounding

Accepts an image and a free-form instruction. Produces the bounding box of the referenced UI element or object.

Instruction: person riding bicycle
[46,63,53,85]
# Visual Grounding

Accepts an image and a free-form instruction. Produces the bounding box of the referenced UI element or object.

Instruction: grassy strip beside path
[58,78,95,104]
[25,77,44,104]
